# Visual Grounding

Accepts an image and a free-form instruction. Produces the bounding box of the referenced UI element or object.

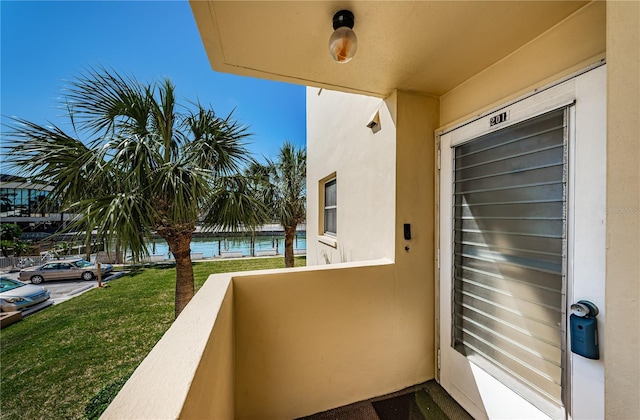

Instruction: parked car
[0,277,51,312]
[18,258,113,284]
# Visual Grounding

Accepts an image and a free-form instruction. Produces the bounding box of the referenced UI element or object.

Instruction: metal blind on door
[452,108,567,417]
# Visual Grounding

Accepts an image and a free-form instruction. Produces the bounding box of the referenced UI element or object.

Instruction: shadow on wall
[320,247,353,265]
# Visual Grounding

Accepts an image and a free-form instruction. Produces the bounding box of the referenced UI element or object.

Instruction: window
[0,187,57,217]
[323,178,337,236]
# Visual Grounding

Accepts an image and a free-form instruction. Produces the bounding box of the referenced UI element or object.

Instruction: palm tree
[242,161,277,256]
[259,142,306,267]
[4,68,263,317]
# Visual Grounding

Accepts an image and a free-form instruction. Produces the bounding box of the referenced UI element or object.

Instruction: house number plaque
[489,111,509,127]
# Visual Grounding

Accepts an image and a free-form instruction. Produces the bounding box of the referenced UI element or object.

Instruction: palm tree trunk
[115,239,124,264]
[251,232,255,257]
[284,225,296,267]
[164,230,195,318]
[85,234,92,262]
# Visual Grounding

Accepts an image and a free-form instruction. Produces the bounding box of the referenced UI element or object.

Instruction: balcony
[101,258,440,419]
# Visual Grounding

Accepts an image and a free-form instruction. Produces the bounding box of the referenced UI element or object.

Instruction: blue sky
[0,1,306,172]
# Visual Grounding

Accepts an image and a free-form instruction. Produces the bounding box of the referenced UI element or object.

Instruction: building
[103,2,638,419]
[0,174,68,237]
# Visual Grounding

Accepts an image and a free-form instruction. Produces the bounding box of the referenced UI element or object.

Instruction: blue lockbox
[569,300,600,360]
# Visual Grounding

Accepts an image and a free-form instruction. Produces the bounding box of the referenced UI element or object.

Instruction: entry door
[438,66,606,420]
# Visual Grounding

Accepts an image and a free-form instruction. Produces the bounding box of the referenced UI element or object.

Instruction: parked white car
[0,277,50,312]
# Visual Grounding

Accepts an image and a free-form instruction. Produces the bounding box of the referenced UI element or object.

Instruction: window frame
[323,178,337,236]
[318,173,338,247]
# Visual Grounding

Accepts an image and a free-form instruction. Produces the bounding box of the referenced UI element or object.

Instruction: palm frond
[201,175,269,232]
[183,106,252,174]
[108,133,163,186]
[150,161,210,225]
[64,66,150,137]
[2,118,107,205]
[148,78,180,162]
[264,141,306,227]
[65,192,157,262]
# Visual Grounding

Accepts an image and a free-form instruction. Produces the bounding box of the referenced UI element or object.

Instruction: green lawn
[0,256,304,420]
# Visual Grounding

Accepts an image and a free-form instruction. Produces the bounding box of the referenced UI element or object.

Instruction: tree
[4,68,262,317]
[259,142,306,267]
[0,223,24,257]
[243,161,276,256]
[0,241,13,258]
[12,241,32,257]
[0,223,22,242]
[0,224,33,257]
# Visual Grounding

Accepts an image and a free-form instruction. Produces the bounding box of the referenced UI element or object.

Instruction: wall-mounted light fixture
[329,10,357,63]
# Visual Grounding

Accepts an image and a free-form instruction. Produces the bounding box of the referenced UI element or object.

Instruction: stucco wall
[605,1,640,418]
[439,0,605,128]
[394,90,439,380]
[233,259,437,420]
[180,281,235,419]
[101,277,235,420]
[306,88,396,265]
[235,89,439,419]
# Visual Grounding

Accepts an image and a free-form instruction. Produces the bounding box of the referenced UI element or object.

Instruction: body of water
[146,234,306,258]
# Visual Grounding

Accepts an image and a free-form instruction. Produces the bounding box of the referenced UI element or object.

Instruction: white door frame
[436,65,606,420]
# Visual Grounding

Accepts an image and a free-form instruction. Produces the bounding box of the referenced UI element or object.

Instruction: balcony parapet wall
[101,273,235,419]
[102,258,432,419]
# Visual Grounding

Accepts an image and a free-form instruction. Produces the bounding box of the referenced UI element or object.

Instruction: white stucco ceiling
[190,1,589,97]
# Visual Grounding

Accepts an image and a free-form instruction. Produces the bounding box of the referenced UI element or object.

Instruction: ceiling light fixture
[329,10,357,63]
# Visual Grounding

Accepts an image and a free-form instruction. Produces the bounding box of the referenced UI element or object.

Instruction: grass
[0,256,304,420]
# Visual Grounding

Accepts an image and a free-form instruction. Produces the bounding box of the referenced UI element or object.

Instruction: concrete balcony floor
[298,381,472,420]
